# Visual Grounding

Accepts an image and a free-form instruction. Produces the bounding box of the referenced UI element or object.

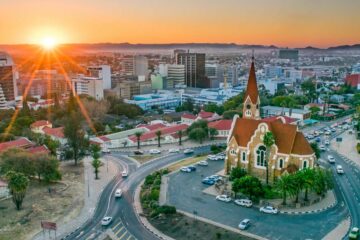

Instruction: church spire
[242,53,260,119]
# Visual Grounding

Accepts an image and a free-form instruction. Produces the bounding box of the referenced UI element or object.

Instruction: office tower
[158,64,185,88]
[0,52,17,101]
[114,81,152,100]
[72,75,104,100]
[87,65,111,89]
[279,49,299,61]
[0,84,7,109]
[176,52,206,88]
[122,55,149,80]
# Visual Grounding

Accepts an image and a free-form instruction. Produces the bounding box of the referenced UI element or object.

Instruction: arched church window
[256,145,266,166]
[279,158,284,169]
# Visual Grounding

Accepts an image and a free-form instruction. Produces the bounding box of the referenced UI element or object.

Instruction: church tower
[242,55,260,120]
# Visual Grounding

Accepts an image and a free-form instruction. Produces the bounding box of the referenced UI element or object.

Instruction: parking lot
[166,156,347,240]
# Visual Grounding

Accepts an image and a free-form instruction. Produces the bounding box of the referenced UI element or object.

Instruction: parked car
[102,148,110,154]
[315,137,321,143]
[324,140,330,145]
[122,170,128,178]
[234,199,253,208]
[259,206,278,214]
[187,165,197,172]
[115,188,122,198]
[328,155,335,164]
[319,145,326,151]
[349,227,359,239]
[149,149,161,154]
[202,178,215,185]
[207,155,218,161]
[349,130,354,134]
[180,167,191,173]
[216,195,231,202]
[238,219,251,230]
[133,150,144,155]
[168,148,180,153]
[216,154,225,160]
[331,128,337,132]
[184,148,194,154]
[324,131,331,135]
[336,165,344,174]
[198,160,208,166]
[101,216,112,226]
[209,175,223,182]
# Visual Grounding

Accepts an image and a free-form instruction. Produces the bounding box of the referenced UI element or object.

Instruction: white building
[158,64,185,88]
[87,65,111,90]
[0,84,8,110]
[72,75,104,100]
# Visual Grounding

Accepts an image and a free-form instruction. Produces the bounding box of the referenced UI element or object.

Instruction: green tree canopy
[6,171,29,210]
[232,175,264,200]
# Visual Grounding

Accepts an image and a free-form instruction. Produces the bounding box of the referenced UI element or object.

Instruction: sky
[0,0,359,48]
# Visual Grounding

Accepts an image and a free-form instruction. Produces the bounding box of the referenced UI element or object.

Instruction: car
[198,160,208,166]
[331,128,337,132]
[260,206,278,214]
[180,167,191,173]
[216,154,226,160]
[324,140,330,145]
[115,188,122,198]
[209,175,223,182]
[319,145,326,151]
[122,170,128,177]
[349,227,359,239]
[207,155,218,161]
[238,219,251,230]
[315,137,321,143]
[183,148,194,154]
[149,149,161,154]
[324,131,331,135]
[216,195,231,202]
[328,155,335,164]
[202,178,215,185]
[187,165,197,171]
[102,148,110,153]
[234,199,253,208]
[133,150,144,155]
[307,134,314,139]
[336,165,344,174]
[168,148,180,153]
[101,216,112,226]
[349,129,354,134]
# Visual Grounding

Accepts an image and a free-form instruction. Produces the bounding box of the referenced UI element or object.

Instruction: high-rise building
[87,65,111,89]
[122,56,149,80]
[158,64,185,88]
[71,75,104,100]
[279,49,299,61]
[0,52,17,101]
[176,52,206,88]
[0,84,8,109]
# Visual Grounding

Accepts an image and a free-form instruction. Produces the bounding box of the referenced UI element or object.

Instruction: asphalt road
[65,146,212,240]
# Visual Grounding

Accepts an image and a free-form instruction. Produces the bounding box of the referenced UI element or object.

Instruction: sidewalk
[32,157,120,240]
[331,131,360,167]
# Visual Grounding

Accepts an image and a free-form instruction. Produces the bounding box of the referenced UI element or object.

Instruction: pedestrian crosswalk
[111,220,136,240]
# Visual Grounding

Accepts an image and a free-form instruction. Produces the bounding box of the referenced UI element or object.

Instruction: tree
[33,153,61,182]
[275,174,294,205]
[292,171,305,203]
[177,130,183,146]
[309,106,321,116]
[300,168,315,201]
[188,128,207,144]
[310,142,321,159]
[155,130,162,147]
[232,176,264,200]
[0,148,35,177]
[135,132,142,149]
[90,144,102,180]
[209,128,218,140]
[6,171,29,210]
[263,131,275,185]
[63,113,89,165]
[313,168,333,196]
[229,167,247,181]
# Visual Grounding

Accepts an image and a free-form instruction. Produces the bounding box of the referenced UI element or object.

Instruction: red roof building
[262,116,299,125]
[136,123,166,131]
[128,124,188,143]
[42,126,65,139]
[30,120,52,132]
[181,111,221,125]
[208,120,232,138]
[27,145,50,154]
[0,138,34,152]
[345,74,360,87]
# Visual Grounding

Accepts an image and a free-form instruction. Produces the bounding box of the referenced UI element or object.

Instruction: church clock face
[246,104,251,109]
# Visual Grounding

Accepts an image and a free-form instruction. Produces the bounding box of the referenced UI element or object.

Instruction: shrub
[149,189,160,201]
[157,205,176,214]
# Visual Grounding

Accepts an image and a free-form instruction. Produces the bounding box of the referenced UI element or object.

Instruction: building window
[256,145,266,166]
[230,149,236,155]
[245,110,252,117]
[242,152,246,162]
[278,158,284,169]
[303,160,308,169]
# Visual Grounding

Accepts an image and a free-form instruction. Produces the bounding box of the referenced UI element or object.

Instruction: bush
[157,205,176,214]
[263,186,281,199]
[149,189,160,201]
[357,143,360,154]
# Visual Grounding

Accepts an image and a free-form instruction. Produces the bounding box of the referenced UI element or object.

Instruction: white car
[336,165,344,174]
[324,140,330,145]
[327,155,335,164]
[101,216,112,226]
[149,149,161,154]
[207,155,218,161]
[198,160,208,166]
[115,188,122,198]
[259,206,278,214]
[319,145,326,151]
[168,148,180,153]
[180,167,191,173]
[238,219,251,230]
[324,131,331,135]
[216,195,231,203]
[183,149,194,154]
[234,199,253,208]
[122,170,128,177]
[102,148,110,153]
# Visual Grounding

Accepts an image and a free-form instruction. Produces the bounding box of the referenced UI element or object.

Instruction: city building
[224,57,315,184]
[151,74,168,90]
[345,74,360,88]
[181,110,221,125]
[205,63,222,88]
[352,63,360,74]
[176,52,206,88]
[31,120,66,145]
[0,137,49,154]
[87,65,111,90]
[0,52,17,101]
[208,119,233,138]
[124,91,181,111]
[72,75,104,100]
[158,64,185,88]
[279,49,299,61]
[113,81,152,99]
[264,65,283,78]
[122,55,149,80]
[0,84,8,110]
[261,106,311,123]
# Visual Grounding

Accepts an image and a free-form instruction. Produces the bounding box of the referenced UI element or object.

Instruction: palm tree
[177,130,183,146]
[135,132,142,149]
[292,171,304,203]
[300,168,315,201]
[263,131,275,185]
[6,171,29,210]
[155,130,162,147]
[275,174,294,205]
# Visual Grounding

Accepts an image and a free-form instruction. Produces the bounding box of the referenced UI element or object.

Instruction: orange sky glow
[0,0,359,48]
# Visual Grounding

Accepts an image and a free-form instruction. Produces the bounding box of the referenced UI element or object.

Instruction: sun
[41,37,57,50]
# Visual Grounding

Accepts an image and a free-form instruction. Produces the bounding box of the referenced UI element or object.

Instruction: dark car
[187,165,196,172]
[133,150,144,155]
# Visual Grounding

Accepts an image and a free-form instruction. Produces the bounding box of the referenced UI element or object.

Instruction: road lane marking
[118,230,128,240]
[126,235,133,240]
[115,226,125,235]
[112,221,122,231]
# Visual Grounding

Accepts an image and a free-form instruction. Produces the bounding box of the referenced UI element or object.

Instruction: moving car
[234,199,253,208]
[168,148,180,153]
[149,149,161,154]
[187,165,197,172]
[336,165,344,174]
[319,145,326,151]
[115,188,122,198]
[202,178,215,185]
[122,170,128,177]
[349,227,359,239]
[101,216,112,226]
[259,206,278,214]
[133,150,144,155]
[180,167,191,173]
[216,195,231,202]
[238,219,251,230]
[328,155,335,164]
[183,148,194,154]
[198,160,208,166]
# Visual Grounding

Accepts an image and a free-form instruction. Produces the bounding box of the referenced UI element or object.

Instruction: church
[225,57,315,183]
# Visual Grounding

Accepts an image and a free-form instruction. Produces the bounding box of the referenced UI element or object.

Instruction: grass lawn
[0,162,84,240]
[149,213,253,240]
[168,155,207,172]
